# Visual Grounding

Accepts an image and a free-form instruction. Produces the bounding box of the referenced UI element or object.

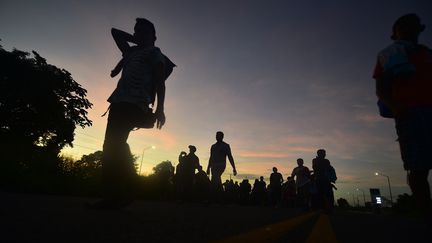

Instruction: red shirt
[373,41,432,108]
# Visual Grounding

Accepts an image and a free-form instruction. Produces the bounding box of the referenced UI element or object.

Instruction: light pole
[375,172,393,206]
[347,192,355,207]
[139,145,156,175]
[357,188,366,207]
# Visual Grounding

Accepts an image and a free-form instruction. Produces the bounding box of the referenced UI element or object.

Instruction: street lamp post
[357,188,366,207]
[139,145,156,175]
[375,172,393,206]
[347,192,356,207]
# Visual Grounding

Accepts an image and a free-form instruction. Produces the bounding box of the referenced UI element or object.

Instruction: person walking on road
[269,167,283,206]
[291,158,311,209]
[312,149,333,211]
[207,131,237,200]
[91,18,175,209]
[373,14,432,221]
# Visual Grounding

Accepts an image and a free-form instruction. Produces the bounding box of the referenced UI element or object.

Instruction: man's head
[188,145,197,153]
[273,167,278,173]
[391,14,425,42]
[134,18,156,46]
[260,176,264,181]
[317,149,326,158]
[216,131,224,142]
[297,158,304,166]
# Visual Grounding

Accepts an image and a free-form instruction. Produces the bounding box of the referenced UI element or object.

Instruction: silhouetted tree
[153,160,175,176]
[337,198,350,208]
[0,45,92,177]
[71,151,103,179]
[393,193,416,213]
[152,160,174,199]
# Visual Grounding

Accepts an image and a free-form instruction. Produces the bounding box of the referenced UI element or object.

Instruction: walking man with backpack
[312,149,335,211]
[91,18,175,209]
[291,158,311,209]
[373,14,432,221]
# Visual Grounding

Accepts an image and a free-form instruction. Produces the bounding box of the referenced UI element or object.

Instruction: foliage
[337,198,351,208]
[152,160,175,176]
[62,151,103,179]
[393,193,415,214]
[0,45,92,174]
[147,161,175,200]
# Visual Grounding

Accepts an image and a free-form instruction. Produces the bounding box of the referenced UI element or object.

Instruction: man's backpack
[326,165,337,183]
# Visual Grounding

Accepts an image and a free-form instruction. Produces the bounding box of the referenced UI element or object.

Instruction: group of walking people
[258,149,337,211]
[173,144,337,213]
[174,131,237,203]
[93,14,431,223]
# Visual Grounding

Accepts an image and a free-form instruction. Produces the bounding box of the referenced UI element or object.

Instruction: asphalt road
[0,193,429,243]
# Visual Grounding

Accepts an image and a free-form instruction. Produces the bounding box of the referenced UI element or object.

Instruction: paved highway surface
[0,193,429,242]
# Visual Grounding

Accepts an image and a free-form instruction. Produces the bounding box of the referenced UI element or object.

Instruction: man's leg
[396,108,432,221]
[211,167,224,202]
[298,185,309,208]
[408,170,431,219]
[99,103,137,207]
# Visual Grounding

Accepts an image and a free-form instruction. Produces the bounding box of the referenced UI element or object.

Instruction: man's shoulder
[190,154,199,161]
[131,46,164,61]
[213,141,230,147]
[376,41,418,67]
[377,42,406,58]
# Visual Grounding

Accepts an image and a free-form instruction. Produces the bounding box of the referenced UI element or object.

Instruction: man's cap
[188,145,196,151]
[391,13,425,40]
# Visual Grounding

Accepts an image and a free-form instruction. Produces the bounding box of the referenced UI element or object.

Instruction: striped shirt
[108,46,165,111]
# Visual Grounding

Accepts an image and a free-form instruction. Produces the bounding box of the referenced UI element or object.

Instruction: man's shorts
[211,164,226,178]
[396,107,432,171]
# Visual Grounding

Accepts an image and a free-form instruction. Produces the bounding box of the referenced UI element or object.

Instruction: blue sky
[1,0,432,203]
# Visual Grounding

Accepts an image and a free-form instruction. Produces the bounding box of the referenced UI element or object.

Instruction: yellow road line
[214,212,317,243]
[305,214,337,243]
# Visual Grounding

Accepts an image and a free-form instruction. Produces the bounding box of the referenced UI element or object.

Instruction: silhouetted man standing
[373,14,432,221]
[312,149,332,210]
[177,145,200,201]
[93,18,174,209]
[291,158,311,208]
[269,167,283,206]
[207,131,237,198]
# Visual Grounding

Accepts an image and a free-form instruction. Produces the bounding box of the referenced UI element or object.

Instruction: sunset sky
[1,0,431,203]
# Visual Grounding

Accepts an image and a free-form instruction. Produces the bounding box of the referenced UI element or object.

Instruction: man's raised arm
[111,28,134,53]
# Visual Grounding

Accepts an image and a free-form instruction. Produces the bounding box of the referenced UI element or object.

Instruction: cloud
[238,151,289,159]
[355,113,384,125]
